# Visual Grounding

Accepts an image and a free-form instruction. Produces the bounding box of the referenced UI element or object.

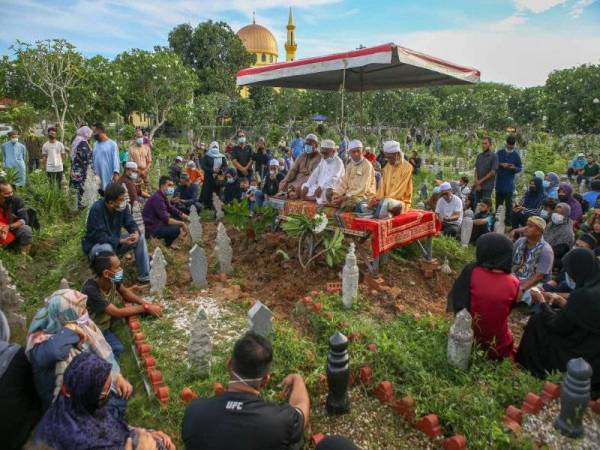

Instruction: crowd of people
[1,124,600,449]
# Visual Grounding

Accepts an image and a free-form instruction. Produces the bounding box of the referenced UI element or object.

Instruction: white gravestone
[213,193,225,220]
[187,306,212,376]
[149,247,167,296]
[247,300,273,338]
[189,244,208,288]
[215,223,233,274]
[189,205,203,243]
[447,309,474,370]
[341,243,359,309]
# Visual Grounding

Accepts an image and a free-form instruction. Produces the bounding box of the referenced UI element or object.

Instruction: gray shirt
[475,150,499,191]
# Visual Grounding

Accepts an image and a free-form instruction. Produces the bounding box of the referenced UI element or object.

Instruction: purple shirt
[142,191,183,235]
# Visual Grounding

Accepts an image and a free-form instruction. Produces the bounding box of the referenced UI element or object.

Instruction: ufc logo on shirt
[225,401,244,411]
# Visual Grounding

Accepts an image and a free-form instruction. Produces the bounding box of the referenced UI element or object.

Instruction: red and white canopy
[237,43,480,91]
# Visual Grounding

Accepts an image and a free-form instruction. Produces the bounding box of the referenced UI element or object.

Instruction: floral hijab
[26,289,120,400]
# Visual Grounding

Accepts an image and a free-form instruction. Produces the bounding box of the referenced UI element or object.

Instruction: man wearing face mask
[495,135,522,227]
[117,161,142,208]
[231,130,254,179]
[369,140,413,219]
[0,179,33,254]
[182,332,309,450]
[92,123,120,192]
[83,183,151,283]
[127,128,152,192]
[81,250,162,359]
[42,127,66,186]
[331,139,376,212]
[1,130,27,187]
[252,137,272,183]
[435,182,464,237]
[301,139,345,205]
[143,176,189,247]
[278,133,322,198]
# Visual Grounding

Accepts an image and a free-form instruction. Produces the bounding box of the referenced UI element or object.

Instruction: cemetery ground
[2,171,599,450]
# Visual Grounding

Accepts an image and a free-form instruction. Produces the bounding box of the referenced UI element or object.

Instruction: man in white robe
[301,139,345,205]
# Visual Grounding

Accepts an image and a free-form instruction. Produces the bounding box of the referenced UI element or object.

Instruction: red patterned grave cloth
[280,200,440,257]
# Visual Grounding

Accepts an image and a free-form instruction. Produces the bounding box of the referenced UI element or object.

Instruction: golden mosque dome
[237,22,278,58]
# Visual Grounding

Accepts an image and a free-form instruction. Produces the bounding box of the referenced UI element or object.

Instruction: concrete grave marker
[187,306,212,376]
[150,247,167,296]
[189,244,208,288]
[189,205,203,243]
[247,301,273,338]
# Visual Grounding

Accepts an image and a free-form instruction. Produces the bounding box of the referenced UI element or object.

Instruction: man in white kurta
[301,139,345,205]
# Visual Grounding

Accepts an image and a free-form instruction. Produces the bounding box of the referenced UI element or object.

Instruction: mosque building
[237,7,297,68]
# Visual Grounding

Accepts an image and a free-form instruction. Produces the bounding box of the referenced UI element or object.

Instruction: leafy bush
[223,198,277,239]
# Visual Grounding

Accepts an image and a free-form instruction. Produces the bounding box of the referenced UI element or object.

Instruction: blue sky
[0,0,598,86]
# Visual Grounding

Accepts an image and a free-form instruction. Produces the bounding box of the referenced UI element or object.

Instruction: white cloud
[570,0,596,17]
[386,28,600,86]
[489,14,529,31]
[513,0,568,13]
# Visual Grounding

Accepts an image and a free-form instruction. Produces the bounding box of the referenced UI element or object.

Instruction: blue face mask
[540,209,549,219]
[542,180,550,189]
[166,187,175,196]
[111,269,124,283]
[565,272,576,290]
[303,144,313,154]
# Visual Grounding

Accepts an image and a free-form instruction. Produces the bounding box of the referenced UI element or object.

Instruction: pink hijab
[70,126,93,159]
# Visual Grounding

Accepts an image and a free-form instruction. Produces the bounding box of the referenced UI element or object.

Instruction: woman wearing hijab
[448,233,521,360]
[199,141,227,211]
[26,289,132,413]
[0,309,42,450]
[543,172,560,200]
[517,248,600,392]
[543,202,575,265]
[511,177,546,228]
[70,126,94,209]
[36,352,175,450]
[558,182,583,222]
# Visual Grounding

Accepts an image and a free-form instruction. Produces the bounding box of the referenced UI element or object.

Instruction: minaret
[285,7,297,62]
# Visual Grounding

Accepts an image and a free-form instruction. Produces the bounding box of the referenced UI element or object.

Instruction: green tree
[115,49,197,139]
[168,21,254,96]
[545,64,600,134]
[508,86,545,128]
[70,55,125,124]
[11,39,85,141]
[2,105,38,133]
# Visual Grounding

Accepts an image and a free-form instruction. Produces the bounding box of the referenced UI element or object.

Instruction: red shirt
[0,207,15,246]
[364,152,377,162]
[469,267,520,360]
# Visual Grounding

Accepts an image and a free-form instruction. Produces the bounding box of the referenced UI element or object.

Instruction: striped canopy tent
[236,43,480,129]
[236,43,480,90]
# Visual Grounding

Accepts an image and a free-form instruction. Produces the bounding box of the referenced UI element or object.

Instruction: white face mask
[10,137,18,143]
[130,172,139,180]
[229,369,264,389]
[551,212,564,225]
[136,138,144,145]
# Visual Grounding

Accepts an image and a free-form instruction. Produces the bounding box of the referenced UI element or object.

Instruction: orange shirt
[186,167,204,184]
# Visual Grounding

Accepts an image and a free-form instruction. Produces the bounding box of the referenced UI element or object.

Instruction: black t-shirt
[81,278,120,331]
[252,150,271,179]
[232,145,254,169]
[182,391,304,450]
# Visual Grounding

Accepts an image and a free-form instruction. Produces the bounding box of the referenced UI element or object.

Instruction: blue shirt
[570,158,586,170]
[495,148,522,194]
[2,141,27,186]
[583,190,600,209]
[93,139,120,190]
[291,138,304,159]
[82,199,138,254]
